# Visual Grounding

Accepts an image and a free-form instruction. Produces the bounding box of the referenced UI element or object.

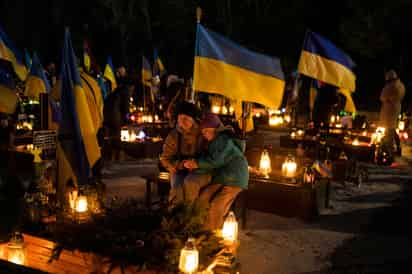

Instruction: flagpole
[191,7,202,104]
[142,56,146,113]
[295,29,310,128]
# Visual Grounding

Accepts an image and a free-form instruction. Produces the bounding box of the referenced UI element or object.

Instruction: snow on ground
[102,155,411,274]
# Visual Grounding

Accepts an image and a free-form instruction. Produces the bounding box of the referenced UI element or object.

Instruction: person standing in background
[379,69,405,156]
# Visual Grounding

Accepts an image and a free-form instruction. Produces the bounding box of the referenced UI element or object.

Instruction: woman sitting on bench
[183,113,248,230]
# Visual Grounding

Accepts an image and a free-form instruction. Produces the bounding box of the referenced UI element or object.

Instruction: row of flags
[192,24,357,115]
[0,19,358,186]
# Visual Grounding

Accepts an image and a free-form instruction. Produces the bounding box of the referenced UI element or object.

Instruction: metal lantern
[259,150,271,178]
[211,105,221,114]
[8,232,26,265]
[222,211,238,246]
[269,115,283,127]
[303,167,316,184]
[179,238,199,274]
[121,128,130,142]
[282,155,297,178]
[398,120,405,131]
[284,114,291,123]
[129,131,137,142]
[75,195,88,213]
[330,115,336,124]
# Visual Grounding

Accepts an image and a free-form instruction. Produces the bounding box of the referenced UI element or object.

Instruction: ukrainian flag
[24,52,51,100]
[24,48,32,71]
[338,87,356,113]
[0,85,18,114]
[83,40,91,73]
[298,31,356,91]
[142,55,152,87]
[153,49,166,77]
[103,56,117,91]
[80,70,104,130]
[193,24,285,110]
[0,25,28,80]
[58,29,100,185]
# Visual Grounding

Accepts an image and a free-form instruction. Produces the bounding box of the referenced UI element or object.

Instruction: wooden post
[39,93,49,130]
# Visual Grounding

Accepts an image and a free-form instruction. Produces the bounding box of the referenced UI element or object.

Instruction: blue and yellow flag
[0,85,18,114]
[58,29,100,185]
[24,52,51,99]
[193,24,285,110]
[103,56,117,91]
[153,49,166,77]
[298,31,356,91]
[97,74,108,99]
[338,87,356,113]
[0,25,28,80]
[142,55,152,87]
[24,48,32,71]
[0,65,17,114]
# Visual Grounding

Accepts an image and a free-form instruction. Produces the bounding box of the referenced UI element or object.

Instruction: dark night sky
[1,0,412,111]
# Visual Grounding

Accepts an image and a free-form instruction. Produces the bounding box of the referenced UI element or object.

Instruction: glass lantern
[179,238,199,274]
[282,155,297,178]
[75,196,88,213]
[211,105,221,114]
[398,120,405,131]
[303,167,316,184]
[352,138,360,146]
[259,150,271,178]
[222,211,238,246]
[8,232,26,265]
[120,128,130,142]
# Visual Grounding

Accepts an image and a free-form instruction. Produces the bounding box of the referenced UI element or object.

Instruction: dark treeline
[1,0,412,111]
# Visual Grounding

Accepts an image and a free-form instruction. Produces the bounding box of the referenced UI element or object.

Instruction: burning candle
[222,211,238,246]
[179,238,199,274]
[211,105,221,114]
[7,232,25,266]
[282,155,297,178]
[259,150,271,178]
[75,196,88,213]
[121,128,129,142]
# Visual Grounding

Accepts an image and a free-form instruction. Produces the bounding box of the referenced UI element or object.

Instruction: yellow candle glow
[352,138,360,146]
[259,150,271,178]
[282,155,297,178]
[75,196,88,213]
[179,238,199,274]
[211,105,221,114]
[121,129,129,142]
[398,121,405,131]
[269,115,283,126]
[221,106,228,115]
[129,132,137,142]
[222,211,238,245]
[7,232,25,266]
[284,114,291,123]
